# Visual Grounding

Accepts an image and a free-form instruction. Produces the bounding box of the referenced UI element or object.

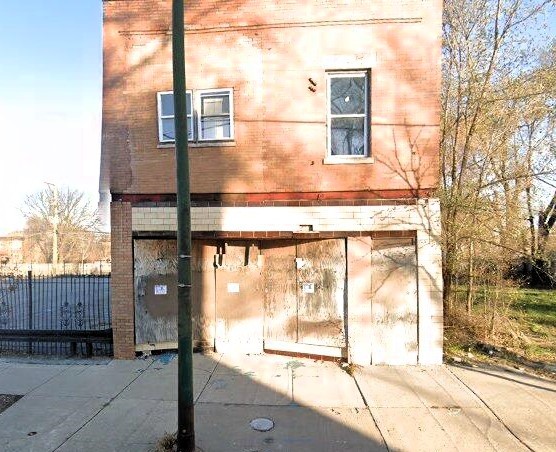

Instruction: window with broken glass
[327,72,369,157]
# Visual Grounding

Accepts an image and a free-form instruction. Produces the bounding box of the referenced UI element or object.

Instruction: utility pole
[45,182,59,268]
[172,1,195,451]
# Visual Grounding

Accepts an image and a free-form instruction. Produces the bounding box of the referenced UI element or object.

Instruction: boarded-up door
[214,241,264,353]
[191,241,218,349]
[134,240,178,348]
[134,239,216,351]
[297,240,346,347]
[261,241,298,343]
[262,239,346,352]
[371,238,418,364]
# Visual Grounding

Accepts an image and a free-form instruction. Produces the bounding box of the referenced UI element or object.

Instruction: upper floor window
[157,89,233,143]
[157,91,193,143]
[198,90,234,140]
[327,72,369,157]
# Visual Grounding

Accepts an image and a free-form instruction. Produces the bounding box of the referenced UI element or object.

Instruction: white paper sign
[154,285,168,295]
[227,283,240,293]
[302,282,315,294]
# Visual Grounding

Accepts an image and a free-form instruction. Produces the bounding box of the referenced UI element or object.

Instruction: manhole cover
[250,418,274,432]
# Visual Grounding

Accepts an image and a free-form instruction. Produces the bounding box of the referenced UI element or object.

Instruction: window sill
[323,156,374,165]
[157,141,236,149]
[157,143,176,149]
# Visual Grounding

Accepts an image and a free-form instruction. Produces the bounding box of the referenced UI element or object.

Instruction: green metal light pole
[172,0,195,450]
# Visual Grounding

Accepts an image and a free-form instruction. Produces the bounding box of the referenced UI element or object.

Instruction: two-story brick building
[100,0,443,364]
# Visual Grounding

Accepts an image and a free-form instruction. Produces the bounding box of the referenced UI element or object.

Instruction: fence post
[27,270,33,354]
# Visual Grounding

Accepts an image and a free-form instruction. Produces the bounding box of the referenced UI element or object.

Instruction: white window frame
[327,71,369,158]
[157,90,193,143]
[157,91,174,143]
[197,88,234,142]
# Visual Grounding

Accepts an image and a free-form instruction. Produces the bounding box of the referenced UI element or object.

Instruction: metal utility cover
[250,418,275,432]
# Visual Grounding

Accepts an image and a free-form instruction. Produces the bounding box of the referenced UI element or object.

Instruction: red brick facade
[110,201,135,358]
[102,0,441,197]
[102,0,443,361]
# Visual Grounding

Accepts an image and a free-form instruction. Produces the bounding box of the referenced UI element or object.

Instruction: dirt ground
[0,394,22,414]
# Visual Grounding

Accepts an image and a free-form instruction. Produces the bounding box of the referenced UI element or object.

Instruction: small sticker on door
[154,284,168,295]
[301,282,314,293]
[227,283,240,293]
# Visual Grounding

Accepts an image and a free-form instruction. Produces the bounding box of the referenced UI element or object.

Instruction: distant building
[101,0,444,364]
[0,234,24,265]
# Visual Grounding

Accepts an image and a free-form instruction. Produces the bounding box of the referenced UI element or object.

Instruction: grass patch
[507,289,556,362]
[153,432,176,452]
[446,287,556,373]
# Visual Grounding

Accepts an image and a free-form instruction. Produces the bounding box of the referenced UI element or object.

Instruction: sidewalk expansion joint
[194,353,223,404]
[26,365,72,397]
[403,368,461,450]
[52,359,156,452]
[196,402,292,408]
[447,366,535,452]
[351,373,390,452]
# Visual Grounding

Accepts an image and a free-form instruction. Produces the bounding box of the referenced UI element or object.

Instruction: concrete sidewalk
[0,353,553,451]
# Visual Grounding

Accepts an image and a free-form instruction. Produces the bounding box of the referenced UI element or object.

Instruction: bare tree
[21,186,104,264]
[441,0,556,309]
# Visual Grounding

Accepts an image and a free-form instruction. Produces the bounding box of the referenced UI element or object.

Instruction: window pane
[186,92,192,115]
[187,116,194,141]
[330,117,365,155]
[160,93,174,116]
[201,116,231,139]
[161,118,175,141]
[330,76,365,115]
[202,94,230,116]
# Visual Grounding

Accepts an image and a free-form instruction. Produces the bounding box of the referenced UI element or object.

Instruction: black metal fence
[0,272,112,357]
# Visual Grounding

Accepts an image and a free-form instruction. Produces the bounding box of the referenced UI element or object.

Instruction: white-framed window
[327,72,369,157]
[198,89,234,141]
[157,89,233,143]
[157,91,193,143]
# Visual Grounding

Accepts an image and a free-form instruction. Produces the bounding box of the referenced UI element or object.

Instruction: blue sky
[0,1,102,234]
[0,1,554,236]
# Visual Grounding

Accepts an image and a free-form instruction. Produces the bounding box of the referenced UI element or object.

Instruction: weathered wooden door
[214,241,264,352]
[370,238,418,364]
[261,241,298,343]
[296,240,346,347]
[134,239,178,349]
[191,240,218,349]
[262,239,346,351]
[134,239,217,351]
